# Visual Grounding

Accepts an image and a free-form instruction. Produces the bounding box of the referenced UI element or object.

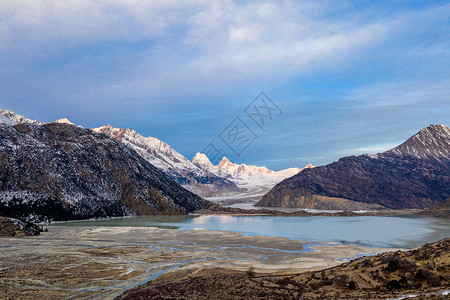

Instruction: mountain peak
[0,109,40,125]
[192,153,213,167]
[304,163,315,169]
[53,118,74,125]
[218,157,232,167]
[387,124,449,160]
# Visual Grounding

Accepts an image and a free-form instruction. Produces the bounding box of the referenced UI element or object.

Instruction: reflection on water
[51,215,450,249]
[193,215,235,224]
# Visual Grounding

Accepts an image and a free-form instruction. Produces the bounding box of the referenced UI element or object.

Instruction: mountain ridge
[93,125,240,197]
[257,124,450,210]
[386,124,450,160]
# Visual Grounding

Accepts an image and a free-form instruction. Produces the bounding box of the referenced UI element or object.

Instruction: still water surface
[52,214,449,249]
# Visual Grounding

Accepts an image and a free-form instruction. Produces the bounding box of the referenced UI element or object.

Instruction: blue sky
[1,0,449,170]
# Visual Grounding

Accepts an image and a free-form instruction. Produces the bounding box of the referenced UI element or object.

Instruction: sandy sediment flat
[0,226,393,299]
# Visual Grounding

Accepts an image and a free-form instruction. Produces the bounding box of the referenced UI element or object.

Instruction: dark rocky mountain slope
[257,125,450,209]
[0,122,207,222]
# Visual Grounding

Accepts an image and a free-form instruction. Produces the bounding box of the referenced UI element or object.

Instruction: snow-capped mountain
[193,153,313,188]
[0,107,309,205]
[93,125,239,197]
[53,118,74,125]
[192,154,314,205]
[0,109,41,125]
[0,109,76,126]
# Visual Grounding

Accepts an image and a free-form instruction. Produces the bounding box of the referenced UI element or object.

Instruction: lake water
[51,214,450,249]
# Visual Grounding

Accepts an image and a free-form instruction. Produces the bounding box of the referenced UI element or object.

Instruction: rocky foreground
[119,239,450,300]
[0,216,41,237]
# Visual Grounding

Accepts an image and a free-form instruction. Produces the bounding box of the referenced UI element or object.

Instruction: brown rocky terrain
[421,198,450,219]
[0,216,41,237]
[119,238,450,300]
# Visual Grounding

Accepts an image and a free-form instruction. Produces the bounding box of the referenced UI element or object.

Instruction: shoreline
[37,207,441,226]
[195,204,429,217]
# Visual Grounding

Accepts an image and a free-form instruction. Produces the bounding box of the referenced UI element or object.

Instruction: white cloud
[0,1,387,83]
[1,0,448,104]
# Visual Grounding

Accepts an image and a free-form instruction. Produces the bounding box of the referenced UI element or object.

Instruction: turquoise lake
[51,214,450,249]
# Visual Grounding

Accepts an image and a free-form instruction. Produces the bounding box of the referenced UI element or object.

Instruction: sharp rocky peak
[386,124,449,160]
[192,153,213,167]
[217,157,234,168]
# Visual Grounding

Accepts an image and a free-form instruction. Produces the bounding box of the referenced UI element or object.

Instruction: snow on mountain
[387,124,450,161]
[192,153,214,168]
[94,125,198,176]
[0,122,207,222]
[0,109,75,126]
[93,125,239,197]
[192,154,313,205]
[0,109,41,125]
[193,154,313,188]
[53,118,74,125]
[0,113,15,126]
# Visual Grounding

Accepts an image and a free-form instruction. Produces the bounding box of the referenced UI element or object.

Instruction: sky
[0,0,449,170]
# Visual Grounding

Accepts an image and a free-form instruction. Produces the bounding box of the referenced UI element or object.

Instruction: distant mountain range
[0,109,305,221]
[93,125,307,199]
[2,108,447,218]
[192,153,310,189]
[192,154,312,205]
[93,125,239,197]
[257,124,450,210]
[0,111,207,222]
